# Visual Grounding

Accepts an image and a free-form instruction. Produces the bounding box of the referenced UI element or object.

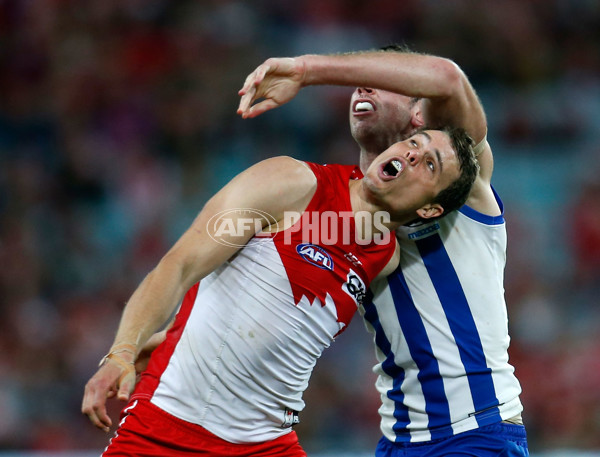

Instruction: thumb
[117,372,136,401]
[246,99,281,118]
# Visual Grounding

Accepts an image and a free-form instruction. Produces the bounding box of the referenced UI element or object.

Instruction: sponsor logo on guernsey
[281,408,300,428]
[296,243,334,271]
[407,222,440,240]
[342,269,366,307]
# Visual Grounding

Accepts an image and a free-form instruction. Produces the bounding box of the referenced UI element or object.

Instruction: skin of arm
[377,239,401,278]
[238,51,498,215]
[238,52,485,145]
[82,156,317,432]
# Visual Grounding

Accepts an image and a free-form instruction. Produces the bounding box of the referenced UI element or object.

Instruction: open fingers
[237,85,257,116]
[238,64,269,96]
[81,358,135,432]
[82,377,113,432]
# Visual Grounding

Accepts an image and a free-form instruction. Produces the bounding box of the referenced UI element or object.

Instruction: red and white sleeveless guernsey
[132,162,396,444]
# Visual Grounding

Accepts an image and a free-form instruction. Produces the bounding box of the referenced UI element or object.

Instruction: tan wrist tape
[98,352,136,384]
[98,343,137,371]
[473,134,487,157]
[107,343,137,356]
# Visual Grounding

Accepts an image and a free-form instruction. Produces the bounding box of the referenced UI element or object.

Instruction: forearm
[110,255,191,355]
[299,51,461,99]
[299,51,486,143]
[82,256,190,432]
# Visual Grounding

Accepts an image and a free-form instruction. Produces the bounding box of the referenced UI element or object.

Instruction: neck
[359,148,379,174]
[348,180,405,242]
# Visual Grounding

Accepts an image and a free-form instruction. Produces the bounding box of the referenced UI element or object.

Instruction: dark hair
[417,126,480,223]
[379,43,415,54]
[376,45,480,220]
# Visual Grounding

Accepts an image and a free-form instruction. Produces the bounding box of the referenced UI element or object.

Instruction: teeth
[382,159,403,177]
[355,101,374,112]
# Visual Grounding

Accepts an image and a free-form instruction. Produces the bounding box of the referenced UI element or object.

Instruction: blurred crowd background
[1,0,599,454]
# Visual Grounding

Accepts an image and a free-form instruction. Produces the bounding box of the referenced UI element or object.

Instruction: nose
[406,149,421,165]
[356,87,375,95]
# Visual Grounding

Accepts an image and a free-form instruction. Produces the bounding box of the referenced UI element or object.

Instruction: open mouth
[380,159,403,180]
[353,100,375,113]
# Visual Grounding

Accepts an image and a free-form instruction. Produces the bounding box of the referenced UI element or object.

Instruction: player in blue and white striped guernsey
[366,195,526,454]
[238,45,529,456]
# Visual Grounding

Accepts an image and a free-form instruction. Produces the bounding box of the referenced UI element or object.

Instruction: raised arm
[239,51,484,141]
[238,50,495,208]
[81,156,317,432]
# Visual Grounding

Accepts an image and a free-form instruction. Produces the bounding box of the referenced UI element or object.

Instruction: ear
[411,105,425,128]
[416,204,444,220]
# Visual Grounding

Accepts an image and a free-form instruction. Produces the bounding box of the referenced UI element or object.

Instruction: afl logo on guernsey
[296,243,334,271]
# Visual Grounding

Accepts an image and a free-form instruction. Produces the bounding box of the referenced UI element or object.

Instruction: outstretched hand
[237,57,306,118]
[81,353,136,433]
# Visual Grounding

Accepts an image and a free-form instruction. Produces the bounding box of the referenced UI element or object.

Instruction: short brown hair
[417,126,479,223]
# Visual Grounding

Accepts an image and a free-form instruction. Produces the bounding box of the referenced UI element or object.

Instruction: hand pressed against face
[349,87,423,160]
[362,130,461,221]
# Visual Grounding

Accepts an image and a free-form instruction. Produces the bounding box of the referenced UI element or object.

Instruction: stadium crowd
[0,0,599,453]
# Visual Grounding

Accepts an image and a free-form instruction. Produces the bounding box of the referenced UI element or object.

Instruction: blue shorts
[376,422,529,457]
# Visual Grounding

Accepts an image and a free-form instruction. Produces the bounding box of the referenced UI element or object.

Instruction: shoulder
[247,156,315,182]
[252,157,318,217]
[238,156,317,196]
[207,156,318,226]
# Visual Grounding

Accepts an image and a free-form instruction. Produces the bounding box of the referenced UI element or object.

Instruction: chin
[350,122,368,139]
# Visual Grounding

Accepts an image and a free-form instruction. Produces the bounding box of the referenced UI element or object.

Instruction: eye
[427,159,435,172]
[410,139,418,147]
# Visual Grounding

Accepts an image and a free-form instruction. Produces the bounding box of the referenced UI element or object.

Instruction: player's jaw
[350,88,416,150]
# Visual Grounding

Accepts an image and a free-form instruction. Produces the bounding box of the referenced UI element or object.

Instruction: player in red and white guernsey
[237,47,529,456]
[82,128,478,456]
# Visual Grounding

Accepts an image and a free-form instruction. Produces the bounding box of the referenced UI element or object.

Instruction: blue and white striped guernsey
[363,190,523,443]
